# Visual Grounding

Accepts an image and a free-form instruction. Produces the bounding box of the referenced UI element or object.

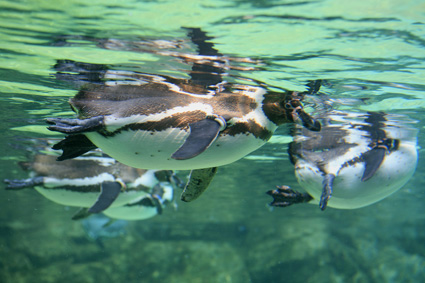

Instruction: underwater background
[0,0,424,282]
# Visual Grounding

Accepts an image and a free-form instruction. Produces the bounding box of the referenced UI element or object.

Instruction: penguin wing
[361,147,386,181]
[88,181,122,213]
[171,117,225,160]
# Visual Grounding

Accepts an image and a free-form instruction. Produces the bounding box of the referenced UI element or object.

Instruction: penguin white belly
[103,204,158,220]
[35,173,149,208]
[104,184,174,220]
[294,159,324,206]
[296,142,418,209]
[86,129,267,170]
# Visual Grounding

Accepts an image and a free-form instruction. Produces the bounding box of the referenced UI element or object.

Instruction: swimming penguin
[267,110,418,210]
[4,151,181,218]
[102,182,174,220]
[46,27,321,203]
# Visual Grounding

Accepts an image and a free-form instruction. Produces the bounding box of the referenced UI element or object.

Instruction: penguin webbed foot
[180,167,218,202]
[46,116,105,134]
[266,185,313,207]
[4,176,44,190]
[52,134,97,161]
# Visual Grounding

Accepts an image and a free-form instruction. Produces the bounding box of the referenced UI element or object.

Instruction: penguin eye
[390,139,400,151]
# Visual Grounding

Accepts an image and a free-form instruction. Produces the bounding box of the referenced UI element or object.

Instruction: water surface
[1,0,424,282]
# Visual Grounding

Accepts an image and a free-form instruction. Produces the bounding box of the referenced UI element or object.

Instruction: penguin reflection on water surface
[4,151,180,220]
[267,110,418,210]
[46,27,321,203]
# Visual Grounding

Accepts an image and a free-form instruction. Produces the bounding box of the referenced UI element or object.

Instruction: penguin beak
[285,94,321,132]
[294,108,321,132]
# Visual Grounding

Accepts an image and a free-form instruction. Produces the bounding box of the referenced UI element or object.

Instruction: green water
[1,0,424,282]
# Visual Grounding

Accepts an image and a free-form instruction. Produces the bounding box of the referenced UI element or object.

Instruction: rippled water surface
[1,0,424,282]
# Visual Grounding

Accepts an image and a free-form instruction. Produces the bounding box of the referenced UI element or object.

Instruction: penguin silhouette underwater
[47,27,321,203]
[4,145,181,220]
[267,109,418,210]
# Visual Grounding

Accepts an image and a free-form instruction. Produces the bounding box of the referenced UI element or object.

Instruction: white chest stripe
[43,172,116,188]
[104,102,215,131]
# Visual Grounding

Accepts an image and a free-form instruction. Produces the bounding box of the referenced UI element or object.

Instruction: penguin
[267,110,418,210]
[46,27,321,203]
[5,151,181,218]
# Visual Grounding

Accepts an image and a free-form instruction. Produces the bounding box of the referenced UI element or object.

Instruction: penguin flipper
[319,174,335,211]
[88,181,122,213]
[180,167,218,202]
[361,147,386,181]
[171,117,225,160]
[52,134,97,161]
